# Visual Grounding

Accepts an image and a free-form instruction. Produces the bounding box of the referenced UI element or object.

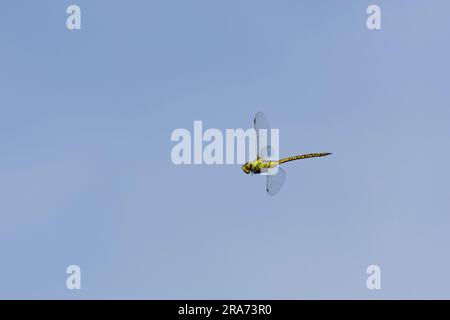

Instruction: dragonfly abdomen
[278,152,331,164]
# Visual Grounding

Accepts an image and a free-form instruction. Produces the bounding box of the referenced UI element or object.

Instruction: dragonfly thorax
[242,159,277,175]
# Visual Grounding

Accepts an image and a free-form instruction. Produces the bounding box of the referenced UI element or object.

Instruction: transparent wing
[254,112,272,160]
[259,146,273,160]
[266,167,286,195]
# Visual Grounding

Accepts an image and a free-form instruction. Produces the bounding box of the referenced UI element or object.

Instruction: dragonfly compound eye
[242,163,251,174]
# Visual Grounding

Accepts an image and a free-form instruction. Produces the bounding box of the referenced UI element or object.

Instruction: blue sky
[1,1,450,299]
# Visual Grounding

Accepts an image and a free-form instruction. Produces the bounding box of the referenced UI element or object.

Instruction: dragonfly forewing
[254,112,272,160]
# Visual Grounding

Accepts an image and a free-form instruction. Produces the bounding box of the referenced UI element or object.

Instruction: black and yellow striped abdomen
[243,152,331,174]
[278,152,332,164]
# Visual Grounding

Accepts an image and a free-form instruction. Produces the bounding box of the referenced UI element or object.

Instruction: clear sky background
[1,1,450,299]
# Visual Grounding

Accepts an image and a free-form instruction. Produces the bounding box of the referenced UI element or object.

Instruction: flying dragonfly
[242,112,332,195]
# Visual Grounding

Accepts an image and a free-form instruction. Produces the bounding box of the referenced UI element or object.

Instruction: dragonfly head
[242,162,251,174]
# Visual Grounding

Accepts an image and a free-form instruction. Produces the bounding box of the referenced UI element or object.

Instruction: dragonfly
[242,112,332,195]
